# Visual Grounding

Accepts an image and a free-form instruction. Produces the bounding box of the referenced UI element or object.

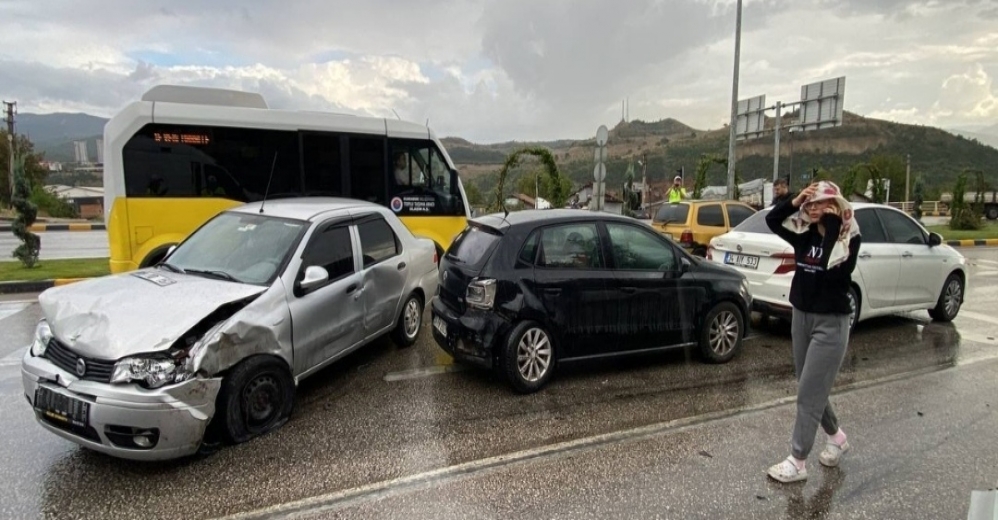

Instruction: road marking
[0,303,30,322]
[972,258,998,267]
[0,347,27,367]
[216,352,998,520]
[972,270,998,277]
[383,365,467,382]
[958,310,998,327]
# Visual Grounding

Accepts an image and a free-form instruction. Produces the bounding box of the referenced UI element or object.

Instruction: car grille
[43,338,115,383]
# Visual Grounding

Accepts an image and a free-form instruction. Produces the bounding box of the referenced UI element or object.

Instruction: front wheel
[699,302,744,363]
[215,356,295,445]
[502,321,556,393]
[929,274,963,322]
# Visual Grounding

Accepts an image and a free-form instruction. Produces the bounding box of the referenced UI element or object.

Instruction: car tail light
[773,253,796,274]
[433,250,439,264]
[680,230,693,246]
[466,278,497,309]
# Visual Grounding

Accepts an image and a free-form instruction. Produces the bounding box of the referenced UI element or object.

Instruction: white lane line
[972,270,998,277]
[383,365,467,382]
[215,352,998,520]
[957,311,998,327]
[0,347,27,367]
[972,258,998,267]
[0,303,30,322]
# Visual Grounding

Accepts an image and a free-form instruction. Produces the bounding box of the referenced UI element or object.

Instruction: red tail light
[680,230,693,246]
[433,250,439,264]
[773,252,796,274]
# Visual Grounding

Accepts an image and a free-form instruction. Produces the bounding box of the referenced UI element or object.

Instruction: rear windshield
[654,204,690,224]
[733,209,774,234]
[446,224,501,266]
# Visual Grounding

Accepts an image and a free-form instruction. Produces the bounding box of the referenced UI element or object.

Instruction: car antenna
[259,152,278,214]
[391,109,402,121]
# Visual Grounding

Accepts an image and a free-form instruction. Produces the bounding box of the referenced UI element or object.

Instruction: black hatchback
[430,209,752,393]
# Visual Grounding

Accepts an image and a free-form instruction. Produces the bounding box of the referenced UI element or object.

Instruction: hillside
[19,110,998,202]
[451,111,998,202]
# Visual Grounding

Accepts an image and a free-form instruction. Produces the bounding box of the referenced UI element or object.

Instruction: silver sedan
[21,198,439,460]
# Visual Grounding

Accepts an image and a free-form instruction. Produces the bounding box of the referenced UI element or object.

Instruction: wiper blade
[185,269,242,283]
[158,262,186,274]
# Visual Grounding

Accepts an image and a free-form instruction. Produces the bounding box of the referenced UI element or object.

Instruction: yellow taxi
[650,200,757,256]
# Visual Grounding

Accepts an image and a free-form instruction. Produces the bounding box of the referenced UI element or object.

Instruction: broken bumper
[21,351,222,461]
[430,297,511,369]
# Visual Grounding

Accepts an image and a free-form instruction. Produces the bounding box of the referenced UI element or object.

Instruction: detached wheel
[929,273,963,322]
[216,356,295,444]
[700,302,743,363]
[392,293,423,348]
[502,321,555,393]
[846,286,861,331]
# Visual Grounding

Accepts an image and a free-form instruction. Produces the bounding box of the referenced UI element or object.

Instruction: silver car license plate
[433,316,447,337]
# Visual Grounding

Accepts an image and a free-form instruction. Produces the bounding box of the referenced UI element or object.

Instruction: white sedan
[706,203,968,329]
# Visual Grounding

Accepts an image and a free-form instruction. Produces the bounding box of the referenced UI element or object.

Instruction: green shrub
[30,186,78,218]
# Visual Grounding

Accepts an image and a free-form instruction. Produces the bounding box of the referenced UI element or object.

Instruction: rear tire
[986,206,998,221]
[699,302,744,363]
[502,321,555,393]
[391,293,423,348]
[215,356,295,445]
[929,274,963,322]
[846,286,860,332]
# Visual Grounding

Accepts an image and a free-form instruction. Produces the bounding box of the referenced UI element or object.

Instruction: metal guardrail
[888,201,950,216]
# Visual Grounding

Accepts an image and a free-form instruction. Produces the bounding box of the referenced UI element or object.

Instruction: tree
[913,179,924,221]
[464,183,484,207]
[490,147,566,212]
[949,171,981,230]
[11,156,41,267]
[693,154,726,199]
[0,131,47,208]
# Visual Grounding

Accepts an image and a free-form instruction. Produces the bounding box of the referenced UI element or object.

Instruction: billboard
[799,77,845,131]
[735,94,767,140]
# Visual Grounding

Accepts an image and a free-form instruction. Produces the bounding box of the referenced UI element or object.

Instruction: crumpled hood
[38,269,268,360]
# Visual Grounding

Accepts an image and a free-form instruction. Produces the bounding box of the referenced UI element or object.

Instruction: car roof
[228,197,381,222]
[473,209,637,231]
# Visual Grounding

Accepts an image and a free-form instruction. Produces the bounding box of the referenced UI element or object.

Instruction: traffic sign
[594,163,606,183]
[596,125,609,147]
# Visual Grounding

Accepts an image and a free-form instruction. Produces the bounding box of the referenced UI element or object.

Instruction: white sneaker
[819,440,851,467]
[767,456,807,483]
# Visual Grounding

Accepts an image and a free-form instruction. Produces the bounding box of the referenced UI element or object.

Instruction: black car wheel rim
[242,374,281,429]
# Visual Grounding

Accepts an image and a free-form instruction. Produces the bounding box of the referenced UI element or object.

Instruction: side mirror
[928,232,942,247]
[299,266,330,291]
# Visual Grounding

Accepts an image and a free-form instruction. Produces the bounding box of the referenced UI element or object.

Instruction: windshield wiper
[158,262,186,274]
[185,269,242,283]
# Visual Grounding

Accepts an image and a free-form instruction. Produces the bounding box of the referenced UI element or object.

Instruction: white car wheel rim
[404,299,421,338]
[709,311,739,356]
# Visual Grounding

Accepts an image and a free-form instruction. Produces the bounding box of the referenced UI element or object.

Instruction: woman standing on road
[764,180,862,483]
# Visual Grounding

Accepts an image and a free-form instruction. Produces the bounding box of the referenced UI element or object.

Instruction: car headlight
[111,321,225,389]
[30,320,53,357]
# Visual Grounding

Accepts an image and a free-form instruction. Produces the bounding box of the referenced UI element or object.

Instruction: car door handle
[397,261,407,271]
[902,251,913,258]
[859,252,872,259]
[346,283,359,294]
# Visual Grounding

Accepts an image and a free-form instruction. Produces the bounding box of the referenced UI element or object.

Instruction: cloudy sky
[1,0,996,142]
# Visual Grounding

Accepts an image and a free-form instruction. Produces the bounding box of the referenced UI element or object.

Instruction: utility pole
[726,0,743,199]
[640,153,647,209]
[773,101,782,182]
[3,101,15,205]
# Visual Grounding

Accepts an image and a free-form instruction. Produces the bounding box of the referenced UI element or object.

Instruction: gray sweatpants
[790,308,851,460]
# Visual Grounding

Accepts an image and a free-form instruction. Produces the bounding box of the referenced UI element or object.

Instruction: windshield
[654,203,690,224]
[164,212,308,285]
[732,208,774,234]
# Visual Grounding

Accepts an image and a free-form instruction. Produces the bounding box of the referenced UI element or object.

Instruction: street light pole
[726,0,743,199]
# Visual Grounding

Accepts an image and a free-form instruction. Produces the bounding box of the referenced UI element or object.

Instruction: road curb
[0,223,105,232]
[0,278,89,295]
[945,238,998,248]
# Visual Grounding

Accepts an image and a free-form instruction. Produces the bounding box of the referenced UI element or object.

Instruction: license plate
[725,252,759,270]
[34,387,89,428]
[433,316,448,337]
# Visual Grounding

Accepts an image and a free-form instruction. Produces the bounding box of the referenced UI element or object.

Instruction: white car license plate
[433,316,447,337]
[725,252,759,270]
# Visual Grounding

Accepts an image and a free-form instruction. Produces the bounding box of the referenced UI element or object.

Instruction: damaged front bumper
[21,351,221,461]
[430,297,511,369]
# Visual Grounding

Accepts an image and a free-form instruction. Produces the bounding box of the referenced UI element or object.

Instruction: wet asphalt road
[0,231,109,260]
[1,247,997,519]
